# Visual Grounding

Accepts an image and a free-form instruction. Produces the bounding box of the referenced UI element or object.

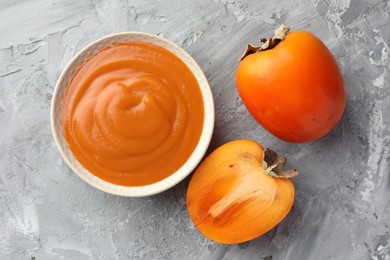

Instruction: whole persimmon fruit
[236,25,346,143]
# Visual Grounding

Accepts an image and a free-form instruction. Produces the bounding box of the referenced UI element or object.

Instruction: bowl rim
[50,31,214,197]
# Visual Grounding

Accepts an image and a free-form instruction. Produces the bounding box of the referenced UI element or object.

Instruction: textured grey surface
[0,0,390,259]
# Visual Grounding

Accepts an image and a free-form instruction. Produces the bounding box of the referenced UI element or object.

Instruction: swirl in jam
[61,42,204,186]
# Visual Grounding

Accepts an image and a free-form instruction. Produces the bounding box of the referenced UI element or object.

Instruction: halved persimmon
[186,140,298,244]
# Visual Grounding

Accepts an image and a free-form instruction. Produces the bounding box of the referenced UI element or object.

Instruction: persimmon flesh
[236,25,346,143]
[186,140,297,244]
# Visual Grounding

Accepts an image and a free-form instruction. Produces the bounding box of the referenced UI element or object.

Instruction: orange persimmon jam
[61,41,204,186]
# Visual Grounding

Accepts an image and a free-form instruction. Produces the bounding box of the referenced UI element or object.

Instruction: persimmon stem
[240,24,290,61]
[263,161,277,175]
[262,148,299,179]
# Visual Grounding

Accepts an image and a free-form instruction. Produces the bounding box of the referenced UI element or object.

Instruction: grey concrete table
[1,0,389,259]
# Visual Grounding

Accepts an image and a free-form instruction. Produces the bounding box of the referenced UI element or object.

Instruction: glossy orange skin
[186,140,295,244]
[236,30,346,143]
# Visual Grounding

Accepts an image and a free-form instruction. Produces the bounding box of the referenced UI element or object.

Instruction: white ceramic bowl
[51,32,214,197]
